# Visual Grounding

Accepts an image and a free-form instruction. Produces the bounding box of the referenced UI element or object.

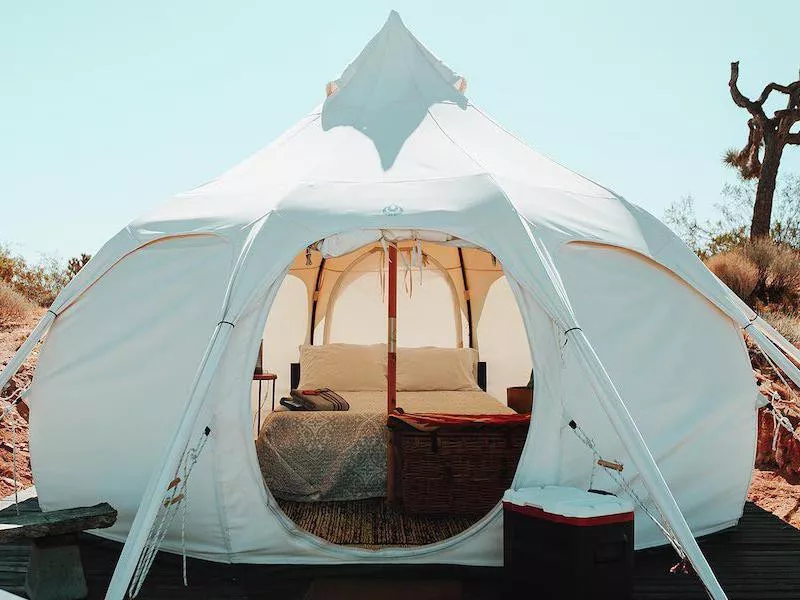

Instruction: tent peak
[326,11,465,100]
[386,9,403,24]
[322,12,468,170]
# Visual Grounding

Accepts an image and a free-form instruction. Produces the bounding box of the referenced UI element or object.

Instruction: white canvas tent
[4,11,800,600]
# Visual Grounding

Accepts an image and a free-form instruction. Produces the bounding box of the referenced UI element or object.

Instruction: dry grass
[706,251,760,300]
[0,281,35,327]
[761,310,800,346]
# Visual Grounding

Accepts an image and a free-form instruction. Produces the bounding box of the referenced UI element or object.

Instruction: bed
[255,344,515,502]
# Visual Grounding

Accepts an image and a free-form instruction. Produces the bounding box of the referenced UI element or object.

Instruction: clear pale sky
[1,1,798,262]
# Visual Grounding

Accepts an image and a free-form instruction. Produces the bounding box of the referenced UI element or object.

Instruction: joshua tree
[726,62,800,240]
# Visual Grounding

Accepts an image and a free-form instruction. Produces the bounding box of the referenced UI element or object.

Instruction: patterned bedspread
[255,391,513,502]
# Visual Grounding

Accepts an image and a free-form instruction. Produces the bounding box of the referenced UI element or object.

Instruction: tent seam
[468,102,621,200]
[425,108,526,225]
[178,113,322,198]
[342,21,393,130]
[209,434,235,561]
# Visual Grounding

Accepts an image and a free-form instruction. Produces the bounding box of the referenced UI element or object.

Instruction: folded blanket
[281,389,350,411]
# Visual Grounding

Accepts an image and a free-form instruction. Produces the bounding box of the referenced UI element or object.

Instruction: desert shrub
[703,239,800,309]
[764,246,800,305]
[761,310,800,346]
[741,240,800,308]
[0,281,35,326]
[706,251,759,300]
[10,256,70,307]
[0,245,90,307]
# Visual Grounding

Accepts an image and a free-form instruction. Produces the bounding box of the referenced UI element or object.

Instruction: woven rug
[276,498,484,546]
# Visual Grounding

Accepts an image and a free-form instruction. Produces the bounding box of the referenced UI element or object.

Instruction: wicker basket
[387,414,530,516]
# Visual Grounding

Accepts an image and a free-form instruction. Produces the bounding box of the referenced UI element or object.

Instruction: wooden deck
[0,499,798,599]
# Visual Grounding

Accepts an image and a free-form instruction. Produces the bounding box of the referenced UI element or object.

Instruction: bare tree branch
[776,109,800,137]
[730,61,769,123]
[788,132,800,145]
[755,82,795,105]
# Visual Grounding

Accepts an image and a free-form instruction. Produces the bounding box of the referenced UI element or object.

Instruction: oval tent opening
[254,234,533,547]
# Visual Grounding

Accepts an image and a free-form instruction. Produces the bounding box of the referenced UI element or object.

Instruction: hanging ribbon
[129,426,212,597]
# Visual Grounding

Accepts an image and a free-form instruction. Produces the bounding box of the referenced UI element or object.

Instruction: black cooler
[503,486,634,599]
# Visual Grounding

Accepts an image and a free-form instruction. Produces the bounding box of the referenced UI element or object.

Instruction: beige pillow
[396,347,481,391]
[297,343,387,391]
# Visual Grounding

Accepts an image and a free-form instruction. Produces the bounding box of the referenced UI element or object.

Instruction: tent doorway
[252,233,534,547]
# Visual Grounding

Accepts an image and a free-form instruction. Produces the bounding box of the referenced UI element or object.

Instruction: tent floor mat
[2,498,800,598]
[275,497,482,546]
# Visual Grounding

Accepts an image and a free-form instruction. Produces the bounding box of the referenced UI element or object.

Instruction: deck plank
[0,500,796,599]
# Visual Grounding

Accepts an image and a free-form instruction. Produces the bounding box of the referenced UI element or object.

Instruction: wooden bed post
[387,243,397,413]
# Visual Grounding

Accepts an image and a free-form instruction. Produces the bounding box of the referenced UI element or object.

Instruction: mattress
[255,390,514,502]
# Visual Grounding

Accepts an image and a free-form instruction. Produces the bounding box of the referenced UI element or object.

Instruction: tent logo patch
[382,204,403,216]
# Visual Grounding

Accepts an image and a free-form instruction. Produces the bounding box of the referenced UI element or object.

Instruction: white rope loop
[752,341,800,446]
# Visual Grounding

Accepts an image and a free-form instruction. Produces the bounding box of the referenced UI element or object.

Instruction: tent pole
[386,244,397,505]
[104,322,234,600]
[748,323,800,387]
[387,244,397,413]
[515,221,726,598]
[456,248,473,348]
[0,311,55,395]
[569,329,727,600]
[308,257,326,345]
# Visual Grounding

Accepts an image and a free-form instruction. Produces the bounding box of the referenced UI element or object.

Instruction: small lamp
[254,340,264,375]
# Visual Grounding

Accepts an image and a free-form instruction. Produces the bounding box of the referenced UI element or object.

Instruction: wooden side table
[507,386,533,414]
[254,373,277,431]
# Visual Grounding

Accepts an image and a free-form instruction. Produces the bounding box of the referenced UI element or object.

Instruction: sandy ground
[747,468,800,528]
[0,317,798,531]
[0,311,41,496]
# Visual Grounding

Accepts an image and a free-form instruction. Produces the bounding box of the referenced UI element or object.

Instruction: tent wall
[476,277,532,400]
[29,235,235,551]
[529,243,756,548]
[27,216,759,562]
[326,270,461,347]
[258,274,308,409]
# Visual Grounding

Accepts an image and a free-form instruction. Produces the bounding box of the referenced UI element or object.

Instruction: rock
[757,401,800,479]
[756,407,777,468]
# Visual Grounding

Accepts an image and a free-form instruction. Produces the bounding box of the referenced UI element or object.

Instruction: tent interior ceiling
[288,238,503,344]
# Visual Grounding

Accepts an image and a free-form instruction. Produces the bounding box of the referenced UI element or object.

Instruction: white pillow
[297,343,387,391]
[396,347,481,391]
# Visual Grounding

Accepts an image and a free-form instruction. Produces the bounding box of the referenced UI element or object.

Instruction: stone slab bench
[0,502,117,600]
